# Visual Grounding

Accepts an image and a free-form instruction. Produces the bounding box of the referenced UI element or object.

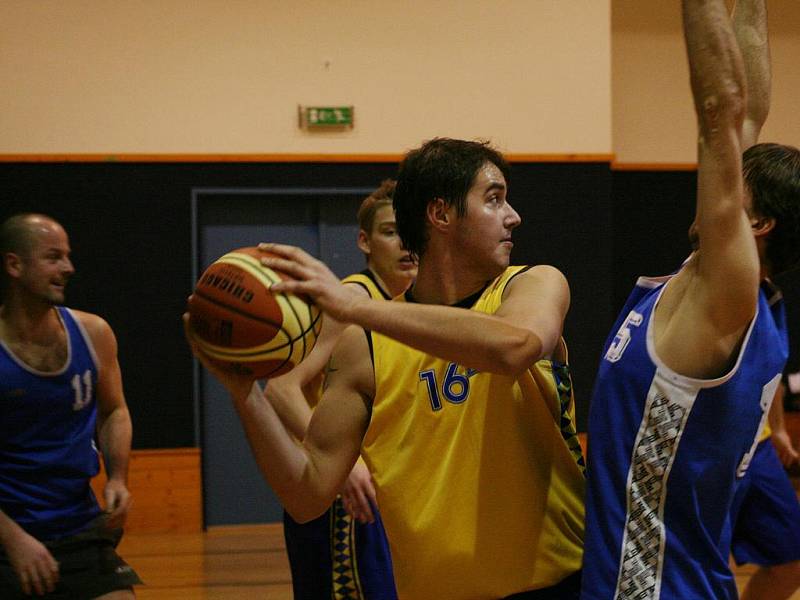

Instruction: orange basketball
[187,246,322,378]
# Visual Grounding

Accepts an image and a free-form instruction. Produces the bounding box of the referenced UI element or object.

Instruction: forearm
[97,407,132,484]
[733,0,770,145]
[350,299,542,376]
[685,0,760,315]
[683,0,746,134]
[0,509,26,548]
[264,378,314,440]
[231,383,340,521]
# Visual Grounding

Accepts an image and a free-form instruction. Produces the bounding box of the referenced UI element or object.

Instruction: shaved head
[0,213,63,259]
[1,214,68,301]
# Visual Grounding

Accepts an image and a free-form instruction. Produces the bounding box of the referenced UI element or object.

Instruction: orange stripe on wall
[0,153,615,164]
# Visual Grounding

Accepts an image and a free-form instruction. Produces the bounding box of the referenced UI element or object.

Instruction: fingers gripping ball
[188,247,322,378]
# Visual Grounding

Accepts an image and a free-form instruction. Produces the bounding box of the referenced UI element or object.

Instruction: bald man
[0,214,141,599]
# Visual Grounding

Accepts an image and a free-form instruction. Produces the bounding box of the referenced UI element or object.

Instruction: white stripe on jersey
[614,372,698,600]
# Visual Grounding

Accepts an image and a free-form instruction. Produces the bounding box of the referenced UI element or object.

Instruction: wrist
[229,379,258,403]
[0,520,25,546]
[231,381,262,409]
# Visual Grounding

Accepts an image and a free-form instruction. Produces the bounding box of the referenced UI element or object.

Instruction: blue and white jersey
[0,307,102,541]
[582,275,788,600]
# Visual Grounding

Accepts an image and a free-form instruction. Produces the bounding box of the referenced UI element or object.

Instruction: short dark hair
[393,138,510,259]
[357,179,396,234]
[743,143,800,275]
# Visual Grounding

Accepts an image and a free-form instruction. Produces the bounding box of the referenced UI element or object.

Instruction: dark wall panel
[9,162,793,444]
[510,163,614,430]
[611,170,697,311]
[0,163,397,448]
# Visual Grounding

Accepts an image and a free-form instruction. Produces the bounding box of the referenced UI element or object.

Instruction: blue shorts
[283,496,397,600]
[730,439,800,566]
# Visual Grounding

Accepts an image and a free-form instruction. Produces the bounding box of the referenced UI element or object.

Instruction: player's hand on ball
[187,247,321,379]
[258,243,366,323]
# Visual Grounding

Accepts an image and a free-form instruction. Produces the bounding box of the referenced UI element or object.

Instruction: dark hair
[357,179,396,234]
[743,143,800,275]
[393,138,510,259]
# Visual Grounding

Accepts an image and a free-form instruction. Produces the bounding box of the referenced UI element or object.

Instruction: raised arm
[81,312,133,530]
[733,0,771,149]
[262,245,569,377]
[678,0,759,341]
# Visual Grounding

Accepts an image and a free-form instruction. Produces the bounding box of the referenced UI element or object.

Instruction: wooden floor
[120,524,292,599]
[119,523,800,599]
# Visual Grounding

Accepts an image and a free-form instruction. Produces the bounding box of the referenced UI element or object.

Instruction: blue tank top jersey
[0,307,102,541]
[582,275,788,600]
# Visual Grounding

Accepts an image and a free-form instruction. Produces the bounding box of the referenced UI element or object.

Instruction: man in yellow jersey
[264,181,416,600]
[187,138,586,599]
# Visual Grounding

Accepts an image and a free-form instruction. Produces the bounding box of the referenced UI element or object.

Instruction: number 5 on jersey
[605,310,643,363]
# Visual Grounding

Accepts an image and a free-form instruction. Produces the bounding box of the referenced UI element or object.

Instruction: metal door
[192,187,371,526]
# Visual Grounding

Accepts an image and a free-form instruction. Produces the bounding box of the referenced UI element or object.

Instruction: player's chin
[496,250,512,267]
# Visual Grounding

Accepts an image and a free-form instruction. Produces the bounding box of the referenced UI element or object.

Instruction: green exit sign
[299,105,354,128]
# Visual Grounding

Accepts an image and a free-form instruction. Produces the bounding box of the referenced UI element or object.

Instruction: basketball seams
[245,256,299,376]
[191,248,320,378]
[224,251,321,369]
[192,289,284,330]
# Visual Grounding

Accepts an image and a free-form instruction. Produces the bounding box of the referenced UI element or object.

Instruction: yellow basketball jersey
[362,266,585,600]
[304,270,390,410]
[342,270,392,301]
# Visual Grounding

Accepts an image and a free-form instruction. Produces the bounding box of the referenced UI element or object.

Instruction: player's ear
[427,198,450,232]
[356,229,371,256]
[750,215,775,238]
[3,252,23,278]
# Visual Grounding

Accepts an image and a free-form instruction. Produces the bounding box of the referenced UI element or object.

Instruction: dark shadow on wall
[2,162,794,444]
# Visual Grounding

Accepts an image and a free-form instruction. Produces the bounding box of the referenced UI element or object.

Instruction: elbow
[285,504,327,525]
[696,85,746,134]
[276,474,336,524]
[494,331,544,378]
[283,489,332,524]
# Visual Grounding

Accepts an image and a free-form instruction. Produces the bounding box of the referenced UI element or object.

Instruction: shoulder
[343,279,371,298]
[504,265,569,299]
[328,325,374,396]
[335,325,371,360]
[70,310,118,355]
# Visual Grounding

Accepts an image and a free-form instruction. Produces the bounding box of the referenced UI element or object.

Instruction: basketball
[187,246,322,378]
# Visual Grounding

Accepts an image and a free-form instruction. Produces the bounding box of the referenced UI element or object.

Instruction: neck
[410,260,492,306]
[0,296,60,343]
[367,267,413,298]
[409,237,502,304]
